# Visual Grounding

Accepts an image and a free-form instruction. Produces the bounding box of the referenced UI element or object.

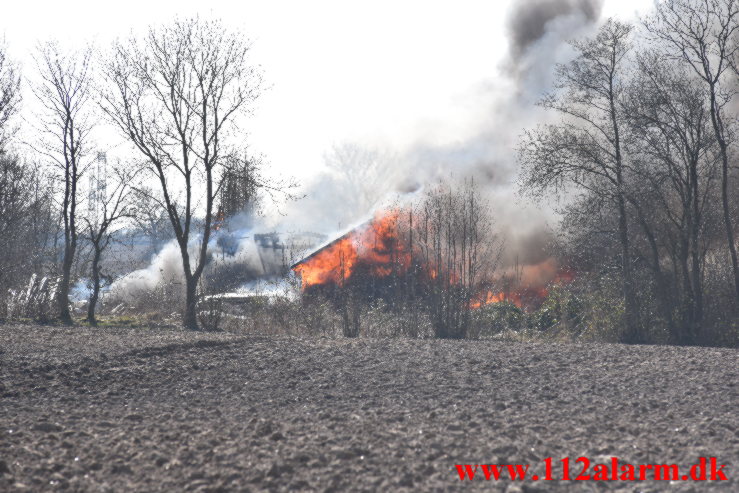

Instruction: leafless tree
[411,179,500,338]
[0,157,56,317]
[323,142,401,217]
[0,156,28,302]
[32,43,94,324]
[0,41,20,151]
[644,0,739,303]
[624,51,721,343]
[83,164,134,326]
[0,43,23,313]
[129,186,174,255]
[101,18,263,329]
[518,20,642,342]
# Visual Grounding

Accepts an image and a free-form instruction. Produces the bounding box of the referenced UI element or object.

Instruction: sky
[2,0,652,187]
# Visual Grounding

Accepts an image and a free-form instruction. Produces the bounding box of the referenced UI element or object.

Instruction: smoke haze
[507,0,604,60]
[279,0,605,269]
[109,0,609,303]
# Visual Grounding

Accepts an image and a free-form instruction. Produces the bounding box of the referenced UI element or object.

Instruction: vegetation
[519,10,739,346]
[0,4,736,347]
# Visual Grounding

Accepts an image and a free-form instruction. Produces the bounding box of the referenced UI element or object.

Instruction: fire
[470,261,576,310]
[360,210,410,277]
[212,206,226,232]
[292,209,576,310]
[293,211,410,289]
[293,235,358,287]
[470,288,546,310]
[470,291,508,308]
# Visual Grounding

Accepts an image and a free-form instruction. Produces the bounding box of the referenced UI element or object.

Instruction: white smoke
[106,225,269,304]
[106,241,186,304]
[107,0,610,303]
[275,0,606,267]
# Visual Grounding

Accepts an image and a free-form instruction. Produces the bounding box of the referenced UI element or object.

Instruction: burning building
[291,212,409,288]
[291,210,575,311]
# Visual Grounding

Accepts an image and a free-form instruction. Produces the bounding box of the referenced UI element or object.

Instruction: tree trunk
[679,247,695,345]
[58,240,75,325]
[687,160,703,344]
[183,274,199,330]
[708,87,739,303]
[719,143,739,301]
[689,210,703,344]
[58,170,75,325]
[87,246,101,326]
[634,207,675,340]
[617,192,640,343]
[609,69,639,343]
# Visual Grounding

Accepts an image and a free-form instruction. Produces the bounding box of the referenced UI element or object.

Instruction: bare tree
[518,20,642,342]
[624,51,722,343]
[0,41,20,151]
[102,18,263,329]
[32,43,94,324]
[130,186,174,255]
[0,43,25,316]
[83,163,134,326]
[645,0,739,303]
[0,156,28,306]
[323,143,401,217]
[0,156,57,317]
[411,179,500,338]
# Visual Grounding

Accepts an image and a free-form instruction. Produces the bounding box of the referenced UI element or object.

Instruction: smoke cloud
[111,0,607,302]
[107,221,269,305]
[282,0,605,268]
[507,0,604,61]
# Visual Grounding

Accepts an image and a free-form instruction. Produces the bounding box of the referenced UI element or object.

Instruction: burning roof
[291,212,410,289]
[290,210,575,310]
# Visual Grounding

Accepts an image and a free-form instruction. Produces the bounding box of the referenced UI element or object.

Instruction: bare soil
[1,324,737,492]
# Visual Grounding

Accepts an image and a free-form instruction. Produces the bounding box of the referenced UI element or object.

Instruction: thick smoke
[506,0,605,105]
[285,0,604,269]
[507,0,603,60]
[106,219,268,305]
[110,0,606,302]
[107,241,188,304]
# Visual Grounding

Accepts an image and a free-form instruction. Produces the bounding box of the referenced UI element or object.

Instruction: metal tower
[87,152,108,227]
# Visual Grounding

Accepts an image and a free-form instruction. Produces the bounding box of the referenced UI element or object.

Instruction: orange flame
[293,235,357,287]
[470,290,508,309]
[212,206,226,232]
[293,210,576,309]
[470,261,576,310]
[293,211,409,289]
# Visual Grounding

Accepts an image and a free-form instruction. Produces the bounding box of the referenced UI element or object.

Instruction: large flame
[293,210,575,309]
[293,235,358,287]
[293,211,410,288]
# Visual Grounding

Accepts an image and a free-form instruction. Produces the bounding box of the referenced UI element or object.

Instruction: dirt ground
[1,324,737,492]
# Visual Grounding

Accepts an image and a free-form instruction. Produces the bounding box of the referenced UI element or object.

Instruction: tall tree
[0,41,20,151]
[83,160,133,326]
[645,0,739,303]
[102,18,263,329]
[518,20,642,342]
[33,43,94,324]
[624,51,720,343]
[0,43,24,317]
